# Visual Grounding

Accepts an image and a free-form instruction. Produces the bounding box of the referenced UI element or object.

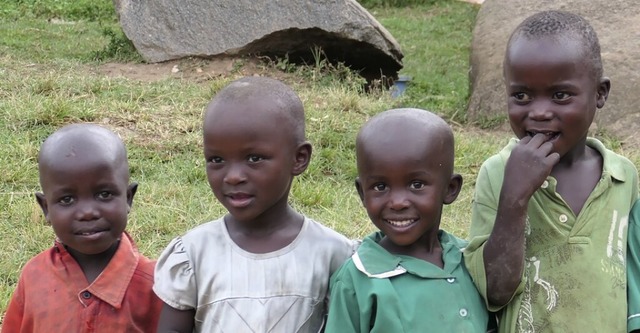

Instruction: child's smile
[385,218,418,228]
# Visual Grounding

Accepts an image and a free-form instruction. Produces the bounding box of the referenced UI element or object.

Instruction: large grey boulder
[113,0,403,81]
[468,0,640,144]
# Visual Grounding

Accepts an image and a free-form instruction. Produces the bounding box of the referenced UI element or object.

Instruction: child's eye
[372,183,387,192]
[97,191,113,200]
[410,181,425,190]
[58,196,74,205]
[552,92,571,101]
[512,92,532,102]
[247,155,264,163]
[207,156,224,164]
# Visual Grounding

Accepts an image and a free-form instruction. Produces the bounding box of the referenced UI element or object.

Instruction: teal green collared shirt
[325,230,493,333]
[465,138,638,333]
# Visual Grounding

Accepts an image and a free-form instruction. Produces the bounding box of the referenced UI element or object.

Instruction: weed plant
[358,0,444,9]
[1,0,116,21]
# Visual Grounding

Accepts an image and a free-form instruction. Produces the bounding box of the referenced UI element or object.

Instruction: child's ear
[596,77,611,108]
[354,178,365,204]
[35,192,49,221]
[292,142,312,176]
[126,183,138,210]
[443,173,463,205]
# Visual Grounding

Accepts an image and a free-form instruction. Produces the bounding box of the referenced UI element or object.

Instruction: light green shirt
[465,138,638,333]
[326,230,494,333]
[627,200,640,332]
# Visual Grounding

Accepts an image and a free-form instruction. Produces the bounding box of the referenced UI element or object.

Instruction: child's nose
[528,100,554,121]
[388,190,410,210]
[75,200,100,221]
[223,164,247,185]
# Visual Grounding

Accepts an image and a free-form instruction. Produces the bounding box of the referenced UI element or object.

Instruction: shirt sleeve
[464,157,524,312]
[628,200,640,332]
[153,236,197,311]
[325,267,362,333]
[2,274,26,333]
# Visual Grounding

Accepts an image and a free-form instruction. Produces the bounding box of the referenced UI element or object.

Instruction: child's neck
[66,241,119,284]
[379,231,444,268]
[551,145,603,215]
[225,206,304,254]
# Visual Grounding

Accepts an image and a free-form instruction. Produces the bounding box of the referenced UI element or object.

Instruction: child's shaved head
[205,76,306,144]
[38,124,130,187]
[507,10,603,80]
[357,108,455,176]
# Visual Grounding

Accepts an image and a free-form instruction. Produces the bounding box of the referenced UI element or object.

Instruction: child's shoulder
[301,217,357,270]
[177,217,227,245]
[477,138,517,177]
[590,137,638,177]
[439,229,469,250]
[303,217,356,250]
[130,243,157,283]
[588,138,638,201]
[305,217,347,239]
[17,245,58,279]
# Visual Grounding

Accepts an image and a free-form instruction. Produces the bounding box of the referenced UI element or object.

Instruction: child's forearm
[482,190,528,307]
[482,134,559,307]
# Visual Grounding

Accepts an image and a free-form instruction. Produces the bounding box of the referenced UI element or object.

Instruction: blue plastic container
[390,75,412,98]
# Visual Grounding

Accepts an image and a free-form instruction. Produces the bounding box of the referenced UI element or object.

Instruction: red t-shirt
[1,233,162,332]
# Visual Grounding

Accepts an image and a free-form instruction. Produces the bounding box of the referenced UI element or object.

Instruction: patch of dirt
[94,56,291,83]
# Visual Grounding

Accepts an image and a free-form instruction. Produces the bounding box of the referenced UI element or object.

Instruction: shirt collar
[55,232,140,308]
[353,231,465,279]
[587,137,627,182]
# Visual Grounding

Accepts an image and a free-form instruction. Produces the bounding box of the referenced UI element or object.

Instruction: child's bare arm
[156,303,195,333]
[483,134,559,307]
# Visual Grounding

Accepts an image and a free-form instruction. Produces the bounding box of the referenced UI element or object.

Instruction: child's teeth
[388,220,414,227]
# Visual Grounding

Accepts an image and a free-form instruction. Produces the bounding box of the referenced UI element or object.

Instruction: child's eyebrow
[548,82,580,90]
[364,175,386,182]
[407,170,431,176]
[507,82,579,91]
[506,83,529,90]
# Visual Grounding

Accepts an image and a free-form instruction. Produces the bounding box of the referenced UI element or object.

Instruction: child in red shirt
[2,124,162,333]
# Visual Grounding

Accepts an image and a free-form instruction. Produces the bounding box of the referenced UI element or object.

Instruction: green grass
[1,0,637,321]
[372,2,478,123]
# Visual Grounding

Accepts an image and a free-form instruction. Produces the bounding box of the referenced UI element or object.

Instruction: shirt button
[459,308,468,317]
[541,180,549,189]
[82,291,92,299]
[559,214,568,223]
[446,277,456,283]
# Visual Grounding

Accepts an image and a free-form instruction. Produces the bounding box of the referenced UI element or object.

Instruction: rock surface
[113,0,403,81]
[468,0,640,144]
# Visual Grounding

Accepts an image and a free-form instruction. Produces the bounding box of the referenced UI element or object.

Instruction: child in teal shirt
[325,108,494,332]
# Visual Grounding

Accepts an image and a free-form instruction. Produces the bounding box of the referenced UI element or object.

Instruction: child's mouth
[527,131,559,142]
[226,193,253,208]
[75,229,109,240]
[386,219,417,228]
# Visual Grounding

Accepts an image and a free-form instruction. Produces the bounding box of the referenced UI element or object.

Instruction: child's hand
[503,133,560,201]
